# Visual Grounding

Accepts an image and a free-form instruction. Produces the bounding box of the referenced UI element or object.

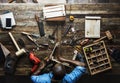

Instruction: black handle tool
[35,14,45,37]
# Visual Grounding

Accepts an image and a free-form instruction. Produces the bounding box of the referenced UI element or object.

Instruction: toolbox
[83,41,112,75]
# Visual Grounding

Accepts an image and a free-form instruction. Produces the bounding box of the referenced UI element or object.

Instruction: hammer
[8,32,26,56]
[93,30,113,43]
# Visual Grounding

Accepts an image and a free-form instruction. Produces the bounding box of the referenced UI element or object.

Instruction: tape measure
[69,15,74,22]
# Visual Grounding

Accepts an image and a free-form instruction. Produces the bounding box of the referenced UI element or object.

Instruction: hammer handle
[8,32,20,51]
[93,36,106,43]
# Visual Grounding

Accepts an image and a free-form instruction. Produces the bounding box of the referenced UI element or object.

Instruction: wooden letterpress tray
[83,41,112,75]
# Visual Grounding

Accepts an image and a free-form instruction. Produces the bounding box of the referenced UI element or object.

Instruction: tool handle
[8,32,20,51]
[35,14,45,37]
[29,52,40,64]
[38,21,45,37]
[35,14,39,22]
[93,36,106,43]
[22,32,31,35]
[29,52,40,73]
[27,35,34,42]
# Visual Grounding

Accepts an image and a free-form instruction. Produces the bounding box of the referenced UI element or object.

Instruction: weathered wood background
[0,0,120,3]
[0,3,120,76]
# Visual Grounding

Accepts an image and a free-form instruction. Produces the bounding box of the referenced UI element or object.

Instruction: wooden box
[83,41,112,75]
[43,5,66,21]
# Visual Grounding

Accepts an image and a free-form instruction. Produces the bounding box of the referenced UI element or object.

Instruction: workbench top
[0,3,120,76]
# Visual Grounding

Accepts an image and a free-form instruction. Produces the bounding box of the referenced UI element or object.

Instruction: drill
[28,52,41,73]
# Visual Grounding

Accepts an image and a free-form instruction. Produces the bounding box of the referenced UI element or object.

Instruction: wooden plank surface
[0,3,120,76]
